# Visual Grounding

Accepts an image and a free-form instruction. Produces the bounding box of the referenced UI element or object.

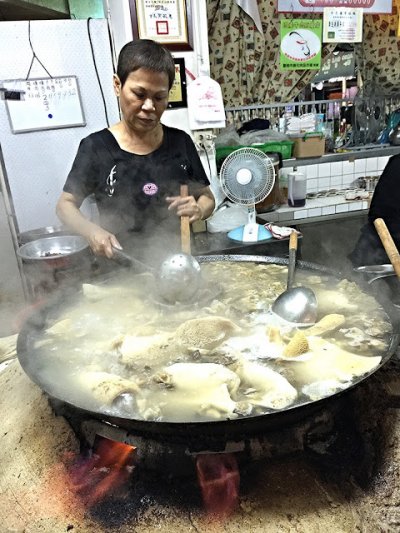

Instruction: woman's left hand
[166,194,203,223]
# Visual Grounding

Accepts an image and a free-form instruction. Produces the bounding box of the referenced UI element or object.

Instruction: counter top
[256,192,370,226]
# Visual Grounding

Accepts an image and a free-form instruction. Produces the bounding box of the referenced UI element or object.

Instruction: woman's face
[113,68,170,133]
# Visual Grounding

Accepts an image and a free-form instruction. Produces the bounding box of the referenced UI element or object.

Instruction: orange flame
[196,453,240,520]
[67,437,136,507]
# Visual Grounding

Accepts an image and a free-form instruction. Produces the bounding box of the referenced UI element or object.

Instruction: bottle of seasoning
[288,167,306,208]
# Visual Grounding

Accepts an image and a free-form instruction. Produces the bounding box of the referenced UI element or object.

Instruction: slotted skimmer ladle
[112,185,201,304]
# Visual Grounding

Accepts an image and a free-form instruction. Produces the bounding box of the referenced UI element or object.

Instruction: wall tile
[305,164,318,178]
[330,175,342,187]
[318,163,331,178]
[318,177,330,189]
[308,207,322,217]
[336,203,349,213]
[322,205,335,215]
[366,158,378,172]
[378,156,389,170]
[293,209,308,219]
[342,175,355,188]
[306,178,318,191]
[342,160,355,175]
[349,201,363,211]
[355,158,366,173]
[331,161,343,176]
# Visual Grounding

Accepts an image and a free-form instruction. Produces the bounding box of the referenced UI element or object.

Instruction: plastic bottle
[288,168,306,208]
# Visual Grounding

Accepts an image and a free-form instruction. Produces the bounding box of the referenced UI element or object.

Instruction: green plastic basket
[216,141,294,167]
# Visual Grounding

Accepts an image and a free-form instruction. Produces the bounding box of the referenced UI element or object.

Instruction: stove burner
[49,396,349,477]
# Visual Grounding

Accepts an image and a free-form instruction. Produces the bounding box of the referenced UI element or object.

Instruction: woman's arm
[166,186,215,223]
[195,186,215,222]
[56,191,121,258]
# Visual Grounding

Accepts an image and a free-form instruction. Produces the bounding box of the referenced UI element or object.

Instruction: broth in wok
[22,260,393,422]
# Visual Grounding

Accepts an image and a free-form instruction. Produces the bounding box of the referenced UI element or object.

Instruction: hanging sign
[313,51,355,82]
[280,19,322,71]
[277,0,392,14]
[323,8,363,42]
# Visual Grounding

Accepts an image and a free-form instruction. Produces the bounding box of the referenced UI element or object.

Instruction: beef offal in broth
[28,262,392,422]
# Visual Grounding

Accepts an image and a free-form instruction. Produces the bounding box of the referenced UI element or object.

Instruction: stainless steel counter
[192,230,292,257]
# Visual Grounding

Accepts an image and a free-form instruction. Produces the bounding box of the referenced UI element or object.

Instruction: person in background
[56,39,215,261]
[349,154,400,267]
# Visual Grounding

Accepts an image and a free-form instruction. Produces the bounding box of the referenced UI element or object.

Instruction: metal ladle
[111,185,202,304]
[271,231,318,325]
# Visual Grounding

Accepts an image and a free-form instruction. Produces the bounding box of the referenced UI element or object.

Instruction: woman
[349,154,400,267]
[56,39,215,260]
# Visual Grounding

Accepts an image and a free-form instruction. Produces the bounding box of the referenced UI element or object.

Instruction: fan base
[227,224,273,243]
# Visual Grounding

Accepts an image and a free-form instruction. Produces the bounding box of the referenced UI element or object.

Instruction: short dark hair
[117,39,175,90]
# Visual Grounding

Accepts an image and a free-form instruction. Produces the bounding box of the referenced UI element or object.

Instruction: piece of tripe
[145,362,240,421]
[235,360,297,410]
[119,333,177,367]
[78,371,139,405]
[174,316,241,349]
[283,331,309,357]
[305,314,345,337]
[290,337,382,385]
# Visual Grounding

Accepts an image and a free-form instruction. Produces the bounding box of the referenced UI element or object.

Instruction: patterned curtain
[355,4,400,96]
[207,0,334,106]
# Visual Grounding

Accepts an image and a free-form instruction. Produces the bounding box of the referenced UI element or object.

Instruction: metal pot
[255,152,282,213]
[17,235,89,266]
[389,124,400,146]
[17,235,92,300]
[16,254,400,444]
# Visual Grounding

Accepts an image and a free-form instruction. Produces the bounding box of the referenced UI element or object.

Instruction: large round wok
[17,254,400,444]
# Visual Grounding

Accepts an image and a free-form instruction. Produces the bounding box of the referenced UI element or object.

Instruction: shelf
[282,145,400,168]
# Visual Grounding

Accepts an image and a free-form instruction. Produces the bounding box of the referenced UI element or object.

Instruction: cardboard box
[291,133,325,158]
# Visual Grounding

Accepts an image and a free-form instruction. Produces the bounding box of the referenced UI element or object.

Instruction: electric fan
[219,147,276,243]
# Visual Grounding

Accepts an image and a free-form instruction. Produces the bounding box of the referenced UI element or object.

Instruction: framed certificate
[168,58,187,109]
[129,0,193,51]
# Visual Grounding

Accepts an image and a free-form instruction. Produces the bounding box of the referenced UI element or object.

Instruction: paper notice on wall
[277,0,391,14]
[323,7,363,43]
[187,76,226,130]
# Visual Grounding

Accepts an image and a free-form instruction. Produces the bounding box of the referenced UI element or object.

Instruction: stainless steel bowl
[17,235,89,262]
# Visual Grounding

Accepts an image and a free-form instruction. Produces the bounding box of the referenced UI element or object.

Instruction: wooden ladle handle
[373,218,400,280]
[289,230,298,251]
[180,184,191,255]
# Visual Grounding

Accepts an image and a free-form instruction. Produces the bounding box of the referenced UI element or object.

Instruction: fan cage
[219,147,275,205]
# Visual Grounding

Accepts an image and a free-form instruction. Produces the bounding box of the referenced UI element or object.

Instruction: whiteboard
[4,76,86,133]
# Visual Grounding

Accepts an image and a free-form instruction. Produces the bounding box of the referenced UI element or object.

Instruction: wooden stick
[289,230,298,251]
[180,184,191,255]
[373,218,400,280]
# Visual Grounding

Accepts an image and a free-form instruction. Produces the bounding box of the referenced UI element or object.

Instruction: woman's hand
[86,226,122,258]
[56,191,121,258]
[166,194,204,223]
